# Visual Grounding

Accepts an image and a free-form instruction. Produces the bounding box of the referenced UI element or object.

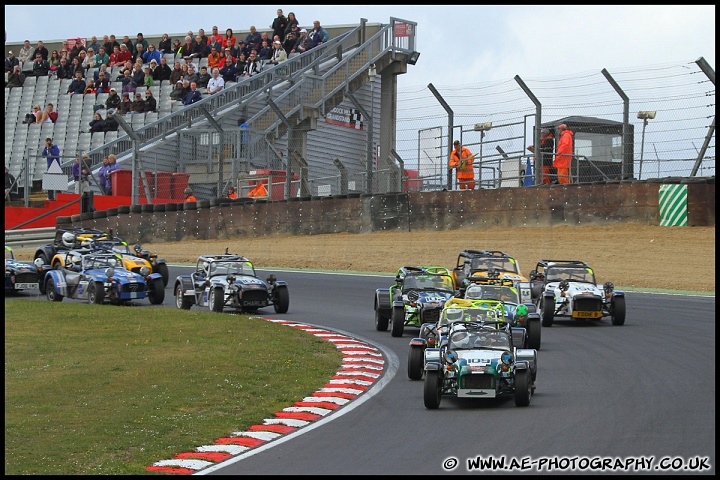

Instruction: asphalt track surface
[17,265,717,475]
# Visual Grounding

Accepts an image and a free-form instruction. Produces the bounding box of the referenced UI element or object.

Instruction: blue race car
[40,251,165,305]
[5,245,41,294]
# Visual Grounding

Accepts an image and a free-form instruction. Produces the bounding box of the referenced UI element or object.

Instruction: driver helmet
[444,308,464,323]
[465,284,483,299]
[452,326,471,348]
[62,232,76,248]
[70,253,82,270]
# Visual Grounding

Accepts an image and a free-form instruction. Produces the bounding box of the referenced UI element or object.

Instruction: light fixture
[407,51,420,65]
[368,63,377,80]
[637,111,656,120]
[637,111,657,179]
[474,122,492,132]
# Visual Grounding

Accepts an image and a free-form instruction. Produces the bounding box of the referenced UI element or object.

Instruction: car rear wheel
[175,283,192,310]
[375,305,389,331]
[408,345,424,380]
[526,317,541,350]
[541,299,554,327]
[148,278,165,305]
[423,370,442,409]
[45,277,63,302]
[611,296,626,326]
[88,281,105,304]
[391,306,405,337]
[209,286,224,312]
[273,286,290,313]
[514,368,531,407]
[156,263,169,287]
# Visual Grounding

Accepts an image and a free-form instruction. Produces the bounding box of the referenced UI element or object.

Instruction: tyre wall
[67,180,715,243]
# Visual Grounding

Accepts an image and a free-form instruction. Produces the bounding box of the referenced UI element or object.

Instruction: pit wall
[62,180,715,243]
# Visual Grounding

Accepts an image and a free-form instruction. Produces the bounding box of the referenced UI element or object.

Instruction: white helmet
[444,308,464,323]
[465,285,483,299]
[71,253,82,265]
[451,325,470,347]
[62,232,75,248]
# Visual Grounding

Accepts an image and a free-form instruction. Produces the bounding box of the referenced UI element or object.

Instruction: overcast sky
[4,5,715,89]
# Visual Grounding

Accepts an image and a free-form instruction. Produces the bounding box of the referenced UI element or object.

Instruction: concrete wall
[62,179,715,242]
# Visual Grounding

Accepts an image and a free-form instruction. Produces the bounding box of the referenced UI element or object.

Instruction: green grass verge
[4,300,343,475]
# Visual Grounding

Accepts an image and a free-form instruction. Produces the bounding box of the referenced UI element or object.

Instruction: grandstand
[5,18,419,203]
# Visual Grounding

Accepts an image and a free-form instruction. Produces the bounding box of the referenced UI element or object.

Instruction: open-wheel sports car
[38,250,165,305]
[408,297,532,380]
[451,250,531,301]
[5,245,41,294]
[422,320,538,409]
[173,251,289,314]
[529,259,626,327]
[374,265,457,338]
[464,278,541,349]
[34,226,169,286]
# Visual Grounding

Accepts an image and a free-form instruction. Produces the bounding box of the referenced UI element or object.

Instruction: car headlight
[501,351,513,366]
[105,267,115,278]
[140,266,151,276]
[34,258,44,269]
[266,274,277,285]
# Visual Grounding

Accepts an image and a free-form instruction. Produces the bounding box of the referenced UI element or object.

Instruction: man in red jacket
[554,124,574,184]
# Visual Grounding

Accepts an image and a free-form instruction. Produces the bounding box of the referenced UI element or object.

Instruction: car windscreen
[546,266,595,283]
[470,257,520,274]
[403,274,454,291]
[209,261,254,277]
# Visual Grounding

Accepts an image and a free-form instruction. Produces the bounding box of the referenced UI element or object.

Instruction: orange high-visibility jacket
[554,129,574,169]
[248,183,268,197]
[449,147,474,180]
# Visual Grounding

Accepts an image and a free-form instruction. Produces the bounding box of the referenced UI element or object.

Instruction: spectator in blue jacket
[142,44,161,65]
[104,154,120,195]
[310,20,329,48]
[182,81,202,105]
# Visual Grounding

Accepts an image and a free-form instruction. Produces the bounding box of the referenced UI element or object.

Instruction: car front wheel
[209,286,224,312]
[514,368,532,407]
[408,345,425,380]
[88,281,105,304]
[148,278,165,305]
[45,277,63,302]
[423,370,442,409]
[156,263,169,287]
[175,283,192,310]
[391,306,405,337]
[611,296,626,326]
[541,298,554,327]
[273,286,290,313]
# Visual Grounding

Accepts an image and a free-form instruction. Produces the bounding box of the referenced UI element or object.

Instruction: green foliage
[4,300,343,474]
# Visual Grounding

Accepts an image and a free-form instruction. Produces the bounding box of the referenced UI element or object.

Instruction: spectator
[118,92,133,114]
[183,187,196,202]
[182,81,202,106]
[33,40,49,61]
[24,104,41,124]
[292,29,313,55]
[73,155,91,195]
[89,111,105,133]
[104,35,120,56]
[158,33,172,54]
[6,64,25,89]
[31,52,50,77]
[82,48,97,69]
[207,34,222,54]
[225,185,238,199]
[169,80,187,101]
[117,43,132,64]
[194,35,209,58]
[143,89,157,112]
[527,128,556,185]
[130,92,145,113]
[258,40,272,61]
[95,46,110,68]
[84,79,97,95]
[56,58,73,80]
[142,44,161,65]
[206,67,224,94]
[47,50,61,73]
[209,25,220,42]
[222,28,237,50]
[122,35,134,53]
[4,50,20,73]
[108,45,122,67]
[98,156,109,193]
[69,56,84,77]
[197,28,208,46]
[135,33,149,52]
[106,88,121,110]
[42,137,61,169]
[181,36,196,59]
[68,39,85,62]
[133,43,145,64]
[94,63,109,82]
[37,103,58,123]
[102,109,119,132]
[283,29,297,55]
[196,65,211,89]
[105,154,120,195]
[186,30,196,47]
[169,61,183,85]
[143,66,154,87]
[182,55,198,73]
[119,68,135,94]
[155,57,172,82]
[284,12,299,37]
[172,38,183,56]
[218,47,234,70]
[243,51,263,78]
[554,124,574,184]
[267,40,287,66]
[184,64,199,85]
[95,70,110,93]
[67,70,86,96]
[310,20,329,48]
[87,36,101,54]
[234,40,251,59]
[245,26,262,51]
[207,45,222,69]
[247,182,268,198]
[18,40,33,64]
[5,166,17,201]
[271,8,288,42]
[118,60,134,78]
